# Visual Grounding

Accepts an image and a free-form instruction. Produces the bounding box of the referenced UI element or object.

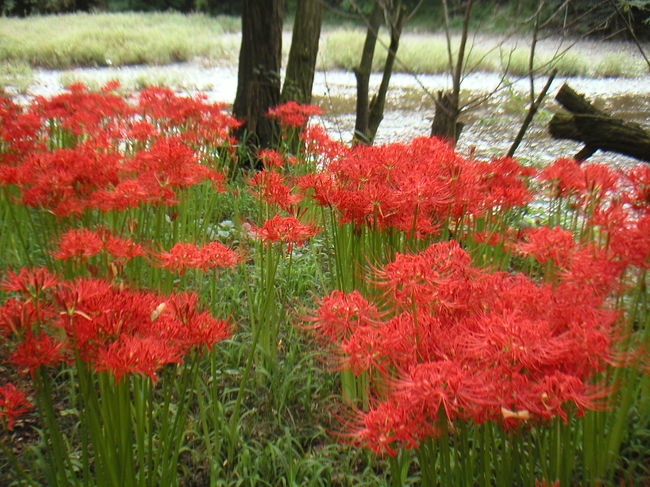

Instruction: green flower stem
[226,278,271,467]
[33,368,79,487]
[1,187,33,267]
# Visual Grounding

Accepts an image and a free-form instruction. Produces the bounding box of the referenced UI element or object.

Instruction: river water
[25,63,650,167]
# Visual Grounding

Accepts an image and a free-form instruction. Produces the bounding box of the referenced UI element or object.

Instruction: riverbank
[1,12,648,77]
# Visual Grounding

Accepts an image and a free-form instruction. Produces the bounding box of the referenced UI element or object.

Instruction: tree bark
[233,0,284,155]
[367,1,407,143]
[430,91,464,143]
[430,0,473,146]
[353,2,383,145]
[548,83,650,163]
[282,0,323,104]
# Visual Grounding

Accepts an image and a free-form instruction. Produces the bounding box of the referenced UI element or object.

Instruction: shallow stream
[25,63,650,167]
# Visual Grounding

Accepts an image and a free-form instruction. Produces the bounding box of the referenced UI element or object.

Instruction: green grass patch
[318,28,646,78]
[0,60,34,93]
[0,12,240,68]
[59,70,216,92]
[0,12,647,79]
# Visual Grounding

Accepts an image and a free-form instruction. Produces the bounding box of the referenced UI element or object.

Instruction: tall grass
[0,12,240,68]
[318,29,644,78]
[0,13,646,78]
[0,61,34,91]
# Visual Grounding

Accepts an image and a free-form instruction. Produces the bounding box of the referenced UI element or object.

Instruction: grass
[0,12,647,78]
[0,12,241,68]
[59,69,216,92]
[0,61,34,92]
[318,29,645,78]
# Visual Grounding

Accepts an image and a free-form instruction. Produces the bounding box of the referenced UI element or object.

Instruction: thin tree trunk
[233,0,283,156]
[506,69,557,158]
[282,0,323,104]
[353,2,383,145]
[367,2,406,143]
[431,0,473,145]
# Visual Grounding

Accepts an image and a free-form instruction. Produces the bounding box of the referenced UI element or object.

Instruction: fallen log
[548,83,650,163]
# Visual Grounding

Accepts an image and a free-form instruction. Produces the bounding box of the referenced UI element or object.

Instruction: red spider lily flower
[583,163,619,196]
[125,136,226,190]
[53,227,146,262]
[390,361,496,425]
[300,137,527,236]
[249,214,320,251]
[310,290,383,343]
[198,242,243,270]
[514,226,577,268]
[15,147,122,217]
[348,398,433,456]
[374,241,480,313]
[609,215,650,269]
[53,228,104,261]
[341,325,388,375]
[135,86,241,147]
[316,240,623,455]
[481,157,535,208]
[103,234,147,261]
[0,383,33,431]
[296,172,340,207]
[31,82,130,137]
[267,101,323,128]
[93,178,178,212]
[163,292,231,350]
[10,332,67,375]
[155,241,242,275]
[539,158,587,198]
[300,124,348,160]
[517,372,612,421]
[126,120,159,141]
[0,98,43,167]
[155,243,197,275]
[559,248,626,299]
[620,165,650,216]
[258,149,285,168]
[459,311,578,373]
[249,170,303,211]
[51,276,115,318]
[472,229,506,247]
[2,270,231,384]
[95,335,184,383]
[0,298,55,337]
[1,267,60,296]
[50,277,231,362]
[58,287,161,358]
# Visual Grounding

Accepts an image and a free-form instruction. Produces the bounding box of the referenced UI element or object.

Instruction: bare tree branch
[507,68,557,157]
[610,0,650,71]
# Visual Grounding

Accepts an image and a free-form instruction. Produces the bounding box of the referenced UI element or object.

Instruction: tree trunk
[367,1,406,144]
[233,0,283,155]
[548,83,650,163]
[430,91,464,143]
[506,69,557,158]
[281,0,323,104]
[430,0,473,146]
[353,2,383,145]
